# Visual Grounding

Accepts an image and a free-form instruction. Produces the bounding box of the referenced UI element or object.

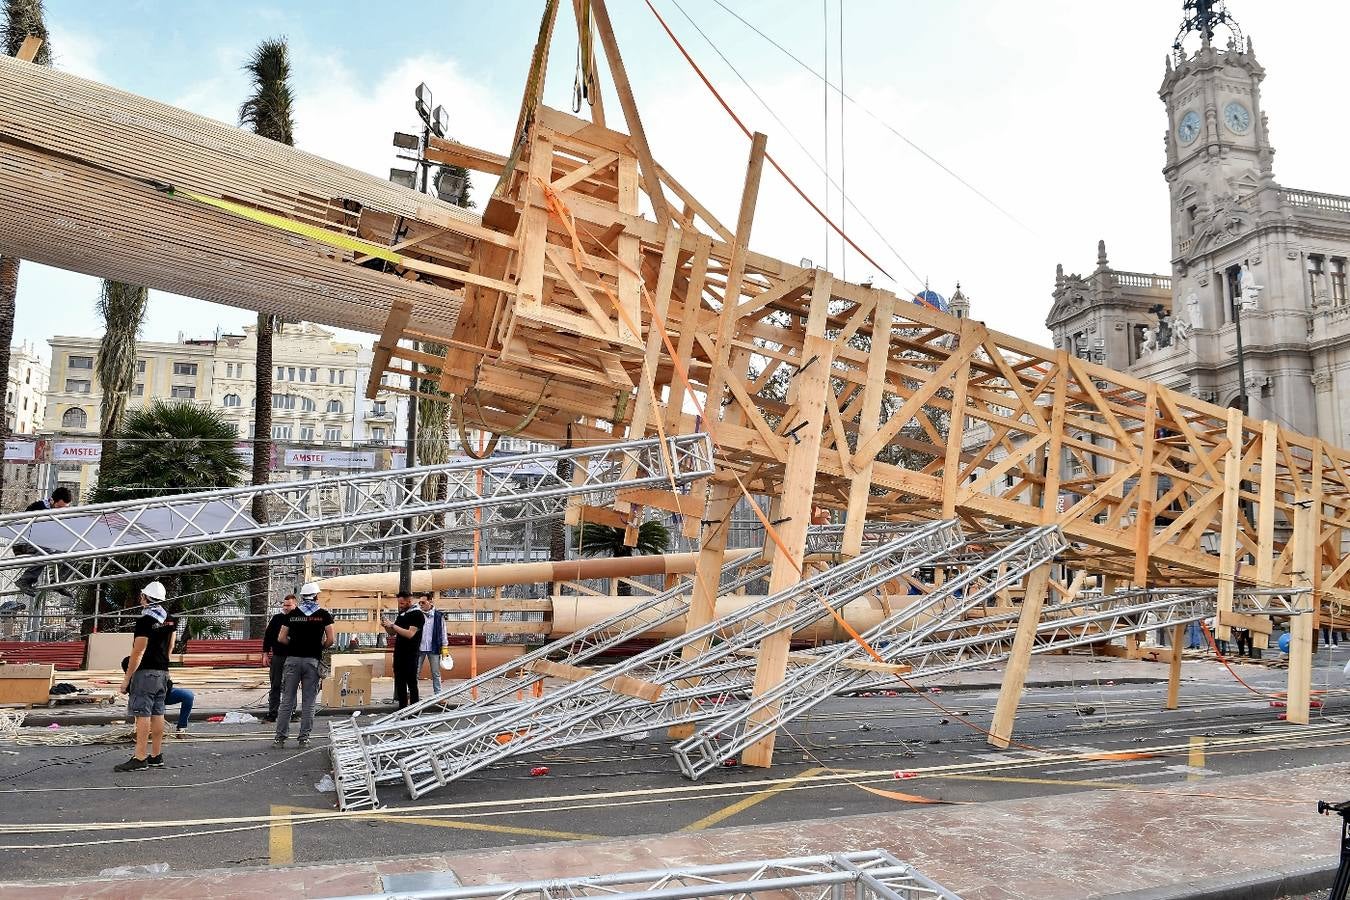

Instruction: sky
[13,0,1350,362]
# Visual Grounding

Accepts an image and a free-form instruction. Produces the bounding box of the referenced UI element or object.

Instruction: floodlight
[432,104,449,139]
[415,82,433,123]
[435,169,467,205]
[388,168,417,189]
[392,131,420,151]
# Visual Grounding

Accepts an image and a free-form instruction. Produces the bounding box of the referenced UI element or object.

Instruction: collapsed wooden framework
[0,2,1336,757]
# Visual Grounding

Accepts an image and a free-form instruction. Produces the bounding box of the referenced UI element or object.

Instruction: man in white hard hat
[115,580,178,772]
[273,582,333,748]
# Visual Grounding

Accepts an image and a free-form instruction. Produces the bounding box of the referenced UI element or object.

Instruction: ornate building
[1047,1,1350,445]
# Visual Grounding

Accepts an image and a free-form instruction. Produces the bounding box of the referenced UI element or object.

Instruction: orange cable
[641,0,893,281]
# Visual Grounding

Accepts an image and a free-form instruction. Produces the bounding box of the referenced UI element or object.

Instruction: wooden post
[1287,496,1316,725]
[987,563,1051,748]
[841,289,897,557]
[1166,622,1185,710]
[1215,409,1243,641]
[1133,385,1158,587]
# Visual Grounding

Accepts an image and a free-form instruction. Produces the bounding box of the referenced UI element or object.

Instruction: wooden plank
[367,299,414,400]
[16,36,42,62]
[1166,621,1185,710]
[1133,384,1159,585]
[987,563,1051,748]
[1257,420,1278,586]
[526,659,664,701]
[1287,497,1315,724]
[842,286,894,556]
[1215,409,1243,640]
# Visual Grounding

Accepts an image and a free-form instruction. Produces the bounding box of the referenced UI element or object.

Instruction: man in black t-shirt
[383,591,425,709]
[115,580,177,773]
[262,594,298,722]
[16,487,74,598]
[273,582,334,748]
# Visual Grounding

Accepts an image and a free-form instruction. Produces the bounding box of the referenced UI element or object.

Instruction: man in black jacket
[262,593,298,723]
[383,591,424,709]
[16,487,73,597]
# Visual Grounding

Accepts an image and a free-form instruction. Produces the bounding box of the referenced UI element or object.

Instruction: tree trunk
[248,313,274,637]
[0,256,17,510]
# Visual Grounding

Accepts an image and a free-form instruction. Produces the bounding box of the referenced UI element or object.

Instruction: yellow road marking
[269,803,598,856]
[268,804,293,866]
[931,773,1155,791]
[1188,736,1206,781]
[681,767,828,832]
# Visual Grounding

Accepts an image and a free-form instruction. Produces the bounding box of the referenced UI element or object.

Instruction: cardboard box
[322,661,371,708]
[0,663,55,706]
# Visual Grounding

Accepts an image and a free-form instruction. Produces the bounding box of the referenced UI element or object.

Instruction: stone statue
[1140,326,1159,356]
[1240,262,1263,310]
[1172,293,1197,347]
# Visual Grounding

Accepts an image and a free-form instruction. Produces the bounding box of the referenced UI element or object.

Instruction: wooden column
[1214,408,1243,641]
[1166,622,1185,710]
[841,289,896,556]
[1287,496,1316,725]
[987,562,1051,748]
[741,273,835,768]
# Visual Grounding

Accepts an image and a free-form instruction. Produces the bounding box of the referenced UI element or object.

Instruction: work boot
[272,738,286,749]
[297,737,309,748]
[146,754,164,768]
[114,757,148,772]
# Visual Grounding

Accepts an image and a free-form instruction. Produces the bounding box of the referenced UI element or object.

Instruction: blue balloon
[1278,632,1291,654]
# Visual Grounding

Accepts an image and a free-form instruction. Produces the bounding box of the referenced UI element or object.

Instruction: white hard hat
[299,582,321,598]
[142,581,167,602]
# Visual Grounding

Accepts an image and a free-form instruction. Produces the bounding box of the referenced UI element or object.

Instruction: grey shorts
[128,669,169,717]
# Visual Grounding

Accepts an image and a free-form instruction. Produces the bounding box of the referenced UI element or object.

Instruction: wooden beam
[16,36,42,62]
[526,659,663,702]
[987,563,1051,749]
[842,288,896,556]
[1166,621,1185,710]
[1287,496,1315,725]
[590,0,671,227]
[1215,409,1242,639]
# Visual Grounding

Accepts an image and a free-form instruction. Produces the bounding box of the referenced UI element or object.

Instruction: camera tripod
[1320,799,1350,900]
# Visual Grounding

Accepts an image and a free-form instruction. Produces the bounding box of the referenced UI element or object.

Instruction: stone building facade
[1047,12,1350,447]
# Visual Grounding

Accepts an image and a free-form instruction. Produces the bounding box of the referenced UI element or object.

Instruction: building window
[137,359,147,374]
[223,393,242,407]
[24,368,30,384]
[371,426,386,444]
[288,367,297,382]
[310,367,318,383]
[21,397,26,411]
[326,399,343,414]
[65,378,91,393]
[171,385,196,400]
[299,426,315,442]
[133,383,144,397]
[61,407,87,429]
[324,426,342,443]
[1309,255,1325,302]
[276,366,285,381]
[1332,259,1348,306]
[173,362,198,376]
[68,355,93,369]
[373,400,387,416]
[271,425,292,440]
[273,394,296,410]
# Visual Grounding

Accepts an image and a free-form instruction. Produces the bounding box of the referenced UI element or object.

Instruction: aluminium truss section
[336,551,775,791]
[673,526,1066,779]
[0,433,713,591]
[394,520,966,800]
[321,849,964,900]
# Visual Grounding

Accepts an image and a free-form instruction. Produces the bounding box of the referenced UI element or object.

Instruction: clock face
[1224,100,1251,134]
[1177,110,1202,145]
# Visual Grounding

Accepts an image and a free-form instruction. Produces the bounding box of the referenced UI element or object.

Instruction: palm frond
[238,37,295,145]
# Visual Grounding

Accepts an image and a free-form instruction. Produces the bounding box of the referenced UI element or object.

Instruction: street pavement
[0,648,1346,895]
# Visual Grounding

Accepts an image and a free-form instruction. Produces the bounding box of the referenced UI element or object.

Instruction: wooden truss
[0,1,1331,752]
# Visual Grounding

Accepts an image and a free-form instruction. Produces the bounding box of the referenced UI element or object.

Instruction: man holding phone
[384,591,424,709]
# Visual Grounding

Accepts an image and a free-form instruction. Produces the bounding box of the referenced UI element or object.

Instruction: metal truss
[672,526,1066,779]
[0,433,713,591]
[331,549,773,805]
[390,521,965,801]
[321,849,963,900]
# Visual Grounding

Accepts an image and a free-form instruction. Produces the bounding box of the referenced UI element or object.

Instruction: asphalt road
[2,653,1348,882]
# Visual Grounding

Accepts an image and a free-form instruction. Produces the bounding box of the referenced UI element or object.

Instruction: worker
[261,593,298,723]
[115,580,177,772]
[272,582,333,749]
[15,486,74,598]
[417,593,448,695]
[383,591,424,709]
[122,656,194,733]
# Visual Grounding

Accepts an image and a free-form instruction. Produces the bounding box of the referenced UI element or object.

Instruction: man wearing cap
[115,581,177,772]
[261,593,298,723]
[383,591,424,709]
[273,583,334,748]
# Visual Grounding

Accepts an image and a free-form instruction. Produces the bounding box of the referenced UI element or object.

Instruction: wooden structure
[0,2,1342,755]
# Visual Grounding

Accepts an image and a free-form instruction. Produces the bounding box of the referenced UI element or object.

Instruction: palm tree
[1,0,52,509]
[238,37,295,636]
[94,281,149,460]
[415,342,451,570]
[93,401,247,638]
[573,520,671,595]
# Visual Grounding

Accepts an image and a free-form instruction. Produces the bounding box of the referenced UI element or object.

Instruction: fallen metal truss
[672,526,1066,779]
[0,434,712,591]
[321,850,963,900]
[361,520,964,805]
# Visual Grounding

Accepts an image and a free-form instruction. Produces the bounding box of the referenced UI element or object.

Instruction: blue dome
[912,290,948,313]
